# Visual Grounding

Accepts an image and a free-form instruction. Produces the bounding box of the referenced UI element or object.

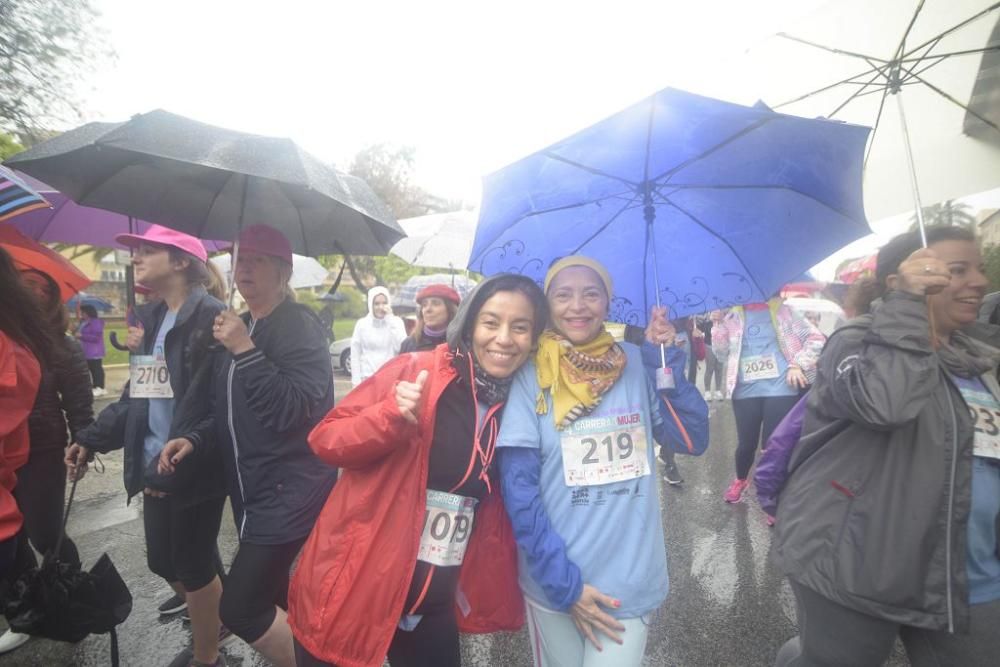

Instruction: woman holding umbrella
[0,268,94,655]
[496,256,704,666]
[286,273,547,667]
[161,225,337,667]
[66,225,228,667]
[399,283,461,353]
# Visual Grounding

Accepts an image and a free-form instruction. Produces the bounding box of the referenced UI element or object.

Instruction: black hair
[854,226,979,313]
[21,269,69,335]
[447,274,550,349]
[80,304,99,319]
[0,248,54,363]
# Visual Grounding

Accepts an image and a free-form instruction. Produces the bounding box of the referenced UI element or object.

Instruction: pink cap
[238,225,292,265]
[116,224,208,263]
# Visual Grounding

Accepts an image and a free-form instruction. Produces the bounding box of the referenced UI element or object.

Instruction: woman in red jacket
[288,274,548,667]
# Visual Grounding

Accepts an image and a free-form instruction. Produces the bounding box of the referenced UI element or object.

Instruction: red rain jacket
[0,333,41,542]
[287,345,524,667]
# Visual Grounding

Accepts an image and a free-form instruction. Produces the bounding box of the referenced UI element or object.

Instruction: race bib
[742,353,779,382]
[956,383,1000,460]
[130,355,173,398]
[561,414,650,487]
[417,490,477,567]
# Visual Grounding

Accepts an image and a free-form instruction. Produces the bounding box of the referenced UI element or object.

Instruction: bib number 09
[581,432,634,464]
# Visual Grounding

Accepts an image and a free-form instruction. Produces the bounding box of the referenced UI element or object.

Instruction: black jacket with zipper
[210,298,337,545]
[29,335,94,454]
[76,287,226,506]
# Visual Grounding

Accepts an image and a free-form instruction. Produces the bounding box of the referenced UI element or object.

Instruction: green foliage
[909,200,977,232]
[0,0,113,139]
[983,244,1000,292]
[348,143,449,219]
[0,131,23,159]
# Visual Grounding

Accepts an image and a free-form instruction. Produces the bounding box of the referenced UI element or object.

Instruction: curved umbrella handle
[108,331,129,352]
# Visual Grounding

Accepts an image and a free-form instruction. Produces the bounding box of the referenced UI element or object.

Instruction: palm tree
[909,200,977,231]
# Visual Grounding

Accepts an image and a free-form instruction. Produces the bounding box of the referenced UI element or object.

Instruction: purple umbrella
[8,171,228,252]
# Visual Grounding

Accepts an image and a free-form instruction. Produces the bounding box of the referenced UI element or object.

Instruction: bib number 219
[582,432,634,464]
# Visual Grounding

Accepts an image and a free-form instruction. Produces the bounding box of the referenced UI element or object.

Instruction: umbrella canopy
[390,210,477,269]
[0,226,90,301]
[740,0,1000,221]
[4,109,404,256]
[9,171,229,252]
[0,164,50,222]
[66,292,114,313]
[393,273,478,309]
[469,87,871,323]
[210,252,330,290]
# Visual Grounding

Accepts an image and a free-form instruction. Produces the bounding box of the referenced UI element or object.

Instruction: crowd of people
[0,222,998,667]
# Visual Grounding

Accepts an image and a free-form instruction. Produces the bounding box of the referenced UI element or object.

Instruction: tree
[0,130,23,160]
[0,0,112,141]
[908,199,977,232]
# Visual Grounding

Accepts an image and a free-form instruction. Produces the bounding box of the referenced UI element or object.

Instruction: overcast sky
[80,0,1000,279]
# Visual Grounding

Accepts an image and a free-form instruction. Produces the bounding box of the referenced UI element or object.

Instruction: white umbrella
[737,0,1000,224]
[211,253,330,289]
[390,210,477,269]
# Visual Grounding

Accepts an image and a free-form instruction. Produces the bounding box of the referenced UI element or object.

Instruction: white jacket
[350,286,406,387]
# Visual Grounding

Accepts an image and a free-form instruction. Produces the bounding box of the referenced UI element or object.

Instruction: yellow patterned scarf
[535,329,627,430]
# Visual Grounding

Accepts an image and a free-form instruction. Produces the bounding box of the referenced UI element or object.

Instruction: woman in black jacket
[66,225,227,667]
[161,225,337,667]
[0,269,94,655]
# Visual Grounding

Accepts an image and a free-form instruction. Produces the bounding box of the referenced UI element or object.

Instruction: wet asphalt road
[0,369,910,666]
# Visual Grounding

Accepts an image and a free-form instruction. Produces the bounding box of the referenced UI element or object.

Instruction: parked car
[329,337,351,375]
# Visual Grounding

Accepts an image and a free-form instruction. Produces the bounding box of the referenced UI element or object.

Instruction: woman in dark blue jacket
[161,225,336,667]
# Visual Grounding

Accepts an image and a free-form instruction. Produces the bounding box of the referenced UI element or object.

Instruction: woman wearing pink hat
[399,284,461,354]
[66,224,229,667]
[161,225,337,667]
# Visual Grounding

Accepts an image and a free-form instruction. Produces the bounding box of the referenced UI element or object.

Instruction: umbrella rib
[568,195,643,256]
[650,194,768,300]
[772,63,887,110]
[776,32,886,63]
[901,2,1000,60]
[908,71,1000,136]
[901,44,1000,62]
[827,63,893,117]
[864,83,893,169]
[893,0,926,64]
[508,190,638,225]
[652,118,775,183]
[541,151,637,188]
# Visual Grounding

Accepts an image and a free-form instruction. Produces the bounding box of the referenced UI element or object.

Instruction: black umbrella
[1,481,132,666]
[4,109,404,258]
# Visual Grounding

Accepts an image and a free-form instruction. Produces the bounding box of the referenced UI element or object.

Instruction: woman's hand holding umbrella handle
[571,583,625,650]
[158,438,194,475]
[896,248,951,296]
[213,310,255,355]
[126,324,144,353]
[395,370,429,425]
[65,443,89,482]
[645,306,675,347]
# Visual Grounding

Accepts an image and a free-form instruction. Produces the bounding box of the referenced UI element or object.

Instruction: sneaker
[158,592,187,616]
[218,626,237,649]
[167,648,193,667]
[723,478,750,503]
[663,462,684,485]
[92,387,106,397]
[714,390,725,401]
[703,389,714,401]
[0,630,29,654]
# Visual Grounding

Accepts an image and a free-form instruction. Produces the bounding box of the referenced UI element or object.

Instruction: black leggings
[144,493,225,592]
[293,608,460,667]
[86,359,104,389]
[732,394,801,480]
[220,537,306,644]
[12,448,79,573]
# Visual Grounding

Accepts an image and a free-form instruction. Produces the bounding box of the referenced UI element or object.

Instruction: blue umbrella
[66,292,113,313]
[468,87,871,325]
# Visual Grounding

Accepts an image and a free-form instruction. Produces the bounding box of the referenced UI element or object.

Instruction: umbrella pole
[226,175,250,309]
[644,194,668,369]
[125,217,136,310]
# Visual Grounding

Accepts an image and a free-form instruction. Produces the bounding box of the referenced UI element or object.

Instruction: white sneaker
[714,391,725,400]
[92,387,106,397]
[704,390,713,401]
[0,630,29,654]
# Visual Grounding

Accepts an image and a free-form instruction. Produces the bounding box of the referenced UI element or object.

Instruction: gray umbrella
[4,109,403,257]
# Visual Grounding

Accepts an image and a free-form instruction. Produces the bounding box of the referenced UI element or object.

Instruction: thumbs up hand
[396,369,429,425]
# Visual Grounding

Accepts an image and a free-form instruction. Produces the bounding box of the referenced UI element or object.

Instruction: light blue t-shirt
[733,308,796,400]
[497,343,669,618]
[143,310,177,468]
[950,374,1000,605]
